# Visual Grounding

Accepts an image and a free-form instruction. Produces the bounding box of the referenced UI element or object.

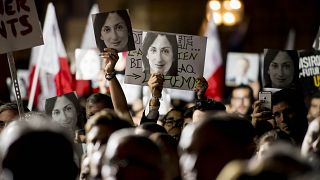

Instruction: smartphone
[258,91,272,110]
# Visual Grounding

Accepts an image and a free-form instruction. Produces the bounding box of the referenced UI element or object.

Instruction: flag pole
[28,46,45,110]
[7,52,24,119]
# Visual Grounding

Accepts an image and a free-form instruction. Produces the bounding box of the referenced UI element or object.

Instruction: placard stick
[7,52,24,119]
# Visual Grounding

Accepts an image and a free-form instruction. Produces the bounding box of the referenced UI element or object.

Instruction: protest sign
[298,50,320,95]
[262,49,299,89]
[225,52,260,87]
[0,0,43,54]
[313,26,320,50]
[125,29,207,90]
[92,9,135,53]
[75,49,101,80]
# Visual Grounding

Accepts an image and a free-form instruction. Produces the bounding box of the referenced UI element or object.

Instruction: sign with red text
[0,0,43,54]
[125,29,207,90]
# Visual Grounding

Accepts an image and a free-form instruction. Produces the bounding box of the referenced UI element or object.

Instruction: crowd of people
[1,45,320,180]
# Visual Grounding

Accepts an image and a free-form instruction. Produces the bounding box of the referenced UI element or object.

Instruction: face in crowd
[52,95,77,131]
[268,51,294,88]
[308,97,320,122]
[231,87,252,115]
[147,34,174,74]
[100,12,128,52]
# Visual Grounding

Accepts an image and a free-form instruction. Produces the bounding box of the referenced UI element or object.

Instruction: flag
[73,4,100,97]
[203,18,224,100]
[28,3,73,110]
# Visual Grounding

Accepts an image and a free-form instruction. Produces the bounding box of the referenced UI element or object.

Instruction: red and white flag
[203,18,224,100]
[28,3,73,110]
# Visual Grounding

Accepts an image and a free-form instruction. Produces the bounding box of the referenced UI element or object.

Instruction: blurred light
[223,12,235,25]
[209,0,221,11]
[213,12,222,25]
[223,1,231,10]
[230,0,241,9]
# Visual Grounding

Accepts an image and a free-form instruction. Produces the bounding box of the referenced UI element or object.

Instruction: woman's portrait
[93,10,135,52]
[45,92,84,138]
[263,49,299,89]
[75,49,101,80]
[142,32,178,76]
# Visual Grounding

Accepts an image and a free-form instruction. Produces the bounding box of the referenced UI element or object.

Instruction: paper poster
[298,50,320,95]
[75,49,101,80]
[225,52,260,87]
[262,49,299,89]
[6,69,29,101]
[0,0,43,54]
[125,29,207,91]
[92,9,135,52]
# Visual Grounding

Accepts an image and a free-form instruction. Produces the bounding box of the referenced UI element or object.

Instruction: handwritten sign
[0,0,43,54]
[299,50,320,95]
[125,29,207,90]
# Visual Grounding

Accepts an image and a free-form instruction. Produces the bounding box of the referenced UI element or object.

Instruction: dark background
[1,0,320,102]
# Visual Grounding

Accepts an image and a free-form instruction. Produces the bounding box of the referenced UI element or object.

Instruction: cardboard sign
[298,50,320,95]
[92,9,135,53]
[0,0,43,54]
[262,49,299,89]
[225,52,260,87]
[125,29,207,90]
[75,49,101,80]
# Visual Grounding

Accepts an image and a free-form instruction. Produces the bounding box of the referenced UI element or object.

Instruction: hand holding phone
[258,91,272,111]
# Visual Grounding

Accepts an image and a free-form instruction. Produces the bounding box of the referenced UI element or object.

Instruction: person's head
[236,57,250,76]
[0,103,19,131]
[301,118,320,161]
[142,32,178,76]
[102,128,165,180]
[264,49,298,88]
[308,92,320,122]
[158,108,184,140]
[179,112,255,180]
[256,129,295,160]
[137,122,167,136]
[45,92,80,133]
[230,85,254,116]
[86,93,114,119]
[93,10,134,52]
[149,133,181,180]
[192,99,226,123]
[85,108,132,156]
[272,88,308,144]
[0,118,78,180]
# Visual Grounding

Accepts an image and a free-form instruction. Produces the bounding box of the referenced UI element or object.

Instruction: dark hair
[139,122,168,134]
[86,93,114,109]
[0,102,30,114]
[93,10,134,52]
[193,99,226,111]
[44,92,83,129]
[231,84,255,105]
[142,32,178,76]
[263,49,299,88]
[202,112,255,146]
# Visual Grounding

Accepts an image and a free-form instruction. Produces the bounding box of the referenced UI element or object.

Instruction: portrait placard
[75,49,101,80]
[92,9,135,53]
[125,29,207,90]
[262,49,299,89]
[225,52,260,87]
[0,0,43,54]
[298,50,320,95]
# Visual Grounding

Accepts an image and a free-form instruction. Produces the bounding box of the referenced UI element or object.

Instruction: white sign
[0,0,43,54]
[125,29,207,90]
[75,49,101,80]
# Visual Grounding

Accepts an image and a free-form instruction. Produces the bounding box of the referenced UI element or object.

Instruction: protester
[307,92,320,122]
[227,85,254,117]
[0,103,20,132]
[179,112,255,180]
[301,117,320,162]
